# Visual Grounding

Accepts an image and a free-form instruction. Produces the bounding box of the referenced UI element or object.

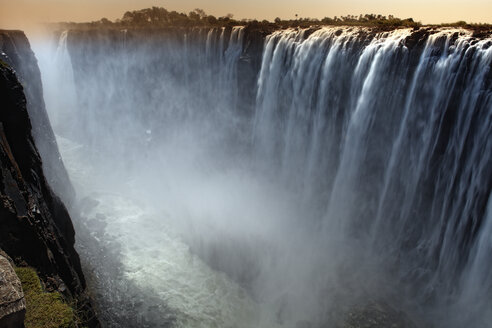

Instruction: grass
[0,58,9,69]
[14,267,76,328]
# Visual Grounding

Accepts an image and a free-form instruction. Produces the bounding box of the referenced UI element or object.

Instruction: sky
[1,0,492,32]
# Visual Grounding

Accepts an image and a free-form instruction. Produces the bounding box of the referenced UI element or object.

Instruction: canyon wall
[0,30,99,327]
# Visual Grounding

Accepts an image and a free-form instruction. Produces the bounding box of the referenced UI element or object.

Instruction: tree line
[53,7,491,31]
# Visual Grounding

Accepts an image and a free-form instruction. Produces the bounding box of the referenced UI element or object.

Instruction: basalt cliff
[0,30,99,327]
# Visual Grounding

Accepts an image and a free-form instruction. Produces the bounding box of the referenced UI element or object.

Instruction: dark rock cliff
[0,30,75,207]
[0,37,99,326]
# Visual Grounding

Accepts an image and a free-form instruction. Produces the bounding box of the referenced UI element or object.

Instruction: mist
[30,25,492,328]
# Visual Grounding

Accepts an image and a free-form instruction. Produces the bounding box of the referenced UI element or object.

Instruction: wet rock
[339,301,418,328]
[0,30,75,207]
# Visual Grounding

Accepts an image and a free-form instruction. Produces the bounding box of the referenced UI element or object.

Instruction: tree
[189,11,200,21]
[193,8,206,18]
[207,15,217,25]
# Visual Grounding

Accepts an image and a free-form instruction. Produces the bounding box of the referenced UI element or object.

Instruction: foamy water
[56,135,287,328]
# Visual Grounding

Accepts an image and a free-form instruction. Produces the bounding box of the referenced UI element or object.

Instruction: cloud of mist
[32,27,367,327]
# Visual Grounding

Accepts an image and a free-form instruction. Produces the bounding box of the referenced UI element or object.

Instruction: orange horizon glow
[1,0,492,34]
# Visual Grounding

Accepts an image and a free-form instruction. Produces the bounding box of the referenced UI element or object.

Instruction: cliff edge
[0,36,99,326]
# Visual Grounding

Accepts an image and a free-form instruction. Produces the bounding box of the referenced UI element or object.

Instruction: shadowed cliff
[0,36,99,327]
[0,30,75,207]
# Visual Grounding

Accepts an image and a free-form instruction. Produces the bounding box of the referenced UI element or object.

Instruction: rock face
[0,30,75,206]
[340,302,418,328]
[0,53,99,326]
[0,251,25,328]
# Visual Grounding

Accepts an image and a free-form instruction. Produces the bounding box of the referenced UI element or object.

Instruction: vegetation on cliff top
[14,267,77,328]
[51,6,491,32]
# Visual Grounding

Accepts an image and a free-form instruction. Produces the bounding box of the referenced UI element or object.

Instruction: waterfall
[33,25,492,328]
[252,27,492,327]
[39,30,78,135]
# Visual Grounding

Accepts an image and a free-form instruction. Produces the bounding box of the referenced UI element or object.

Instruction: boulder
[0,252,25,328]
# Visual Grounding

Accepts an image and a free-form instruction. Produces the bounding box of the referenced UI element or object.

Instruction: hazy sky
[1,0,492,31]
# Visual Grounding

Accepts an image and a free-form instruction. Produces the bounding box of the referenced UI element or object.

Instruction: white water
[33,26,492,327]
[55,135,286,328]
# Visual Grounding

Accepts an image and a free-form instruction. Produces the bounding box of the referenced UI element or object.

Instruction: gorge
[1,14,491,328]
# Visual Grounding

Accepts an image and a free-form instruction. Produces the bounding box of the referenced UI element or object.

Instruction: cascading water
[253,27,492,326]
[32,25,491,328]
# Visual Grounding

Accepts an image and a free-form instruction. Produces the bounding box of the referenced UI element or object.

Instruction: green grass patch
[14,267,76,328]
[0,58,9,69]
